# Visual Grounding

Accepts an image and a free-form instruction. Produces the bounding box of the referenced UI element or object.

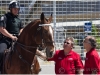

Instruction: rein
[16,41,46,61]
[4,13,54,74]
[16,42,37,49]
[16,42,37,54]
[15,47,33,74]
[14,41,37,74]
[7,24,54,73]
[13,42,43,74]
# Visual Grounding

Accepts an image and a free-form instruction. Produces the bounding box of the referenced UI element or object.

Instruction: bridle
[13,23,54,60]
[34,24,54,50]
[9,23,54,73]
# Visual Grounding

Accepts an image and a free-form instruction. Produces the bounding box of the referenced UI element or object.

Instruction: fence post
[53,0,56,50]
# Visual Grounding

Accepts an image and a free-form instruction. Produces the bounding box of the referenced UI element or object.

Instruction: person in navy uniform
[0,0,24,73]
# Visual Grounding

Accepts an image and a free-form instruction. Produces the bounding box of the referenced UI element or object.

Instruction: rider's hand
[11,36,18,41]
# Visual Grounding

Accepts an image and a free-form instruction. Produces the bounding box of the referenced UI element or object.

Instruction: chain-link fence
[0,0,100,59]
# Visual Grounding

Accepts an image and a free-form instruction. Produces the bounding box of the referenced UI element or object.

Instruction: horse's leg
[32,55,41,74]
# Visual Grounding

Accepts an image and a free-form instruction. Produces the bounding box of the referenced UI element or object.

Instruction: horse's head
[18,12,55,58]
[34,12,55,58]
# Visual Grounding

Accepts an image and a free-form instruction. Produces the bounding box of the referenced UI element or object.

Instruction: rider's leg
[0,40,8,73]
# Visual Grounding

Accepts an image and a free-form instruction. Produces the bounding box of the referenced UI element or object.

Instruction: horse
[3,12,54,74]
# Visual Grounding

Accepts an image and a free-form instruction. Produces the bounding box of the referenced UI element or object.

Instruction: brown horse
[3,12,54,74]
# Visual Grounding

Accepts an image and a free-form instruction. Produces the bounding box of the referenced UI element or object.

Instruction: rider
[0,0,24,73]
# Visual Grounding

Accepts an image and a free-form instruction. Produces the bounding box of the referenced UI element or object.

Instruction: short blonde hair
[65,37,75,45]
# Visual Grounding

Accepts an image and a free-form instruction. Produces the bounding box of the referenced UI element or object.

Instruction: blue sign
[19,7,25,14]
[84,22,92,32]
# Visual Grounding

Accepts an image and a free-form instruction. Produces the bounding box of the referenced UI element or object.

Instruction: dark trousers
[0,39,11,72]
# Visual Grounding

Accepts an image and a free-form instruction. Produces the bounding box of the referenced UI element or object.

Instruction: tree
[91,24,100,49]
[92,24,98,36]
[0,8,6,17]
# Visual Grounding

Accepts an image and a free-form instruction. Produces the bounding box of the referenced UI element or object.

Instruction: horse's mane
[26,19,41,27]
[18,19,41,42]
[21,19,41,35]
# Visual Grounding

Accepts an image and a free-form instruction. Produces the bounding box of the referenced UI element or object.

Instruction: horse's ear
[40,12,45,21]
[48,14,52,22]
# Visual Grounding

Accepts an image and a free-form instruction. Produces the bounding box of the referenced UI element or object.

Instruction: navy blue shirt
[0,12,24,35]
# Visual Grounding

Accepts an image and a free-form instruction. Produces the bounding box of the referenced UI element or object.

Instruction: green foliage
[0,8,6,17]
[91,24,100,49]
[74,39,78,45]
[96,37,100,49]
[92,24,98,36]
